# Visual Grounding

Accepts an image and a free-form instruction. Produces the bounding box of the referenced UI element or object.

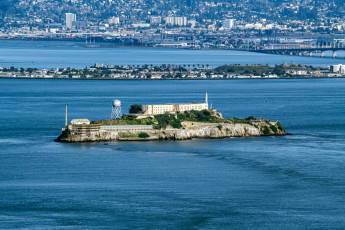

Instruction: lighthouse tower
[205,92,208,109]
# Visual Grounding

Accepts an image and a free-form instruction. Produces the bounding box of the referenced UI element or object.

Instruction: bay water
[0,78,345,229]
[0,40,345,68]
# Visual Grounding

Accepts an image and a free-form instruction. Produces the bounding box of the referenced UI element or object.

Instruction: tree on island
[129,104,142,114]
[273,65,285,76]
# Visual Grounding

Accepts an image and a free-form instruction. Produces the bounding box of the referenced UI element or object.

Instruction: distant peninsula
[1,63,344,80]
[56,93,288,143]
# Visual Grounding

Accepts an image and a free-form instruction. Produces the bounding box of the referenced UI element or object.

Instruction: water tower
[111,100,122,119]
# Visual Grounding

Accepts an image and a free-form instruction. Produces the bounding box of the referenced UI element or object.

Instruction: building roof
[143,102,207,106]
[71,119,90,124]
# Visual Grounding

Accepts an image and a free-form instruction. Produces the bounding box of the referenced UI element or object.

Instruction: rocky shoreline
[56,119,288,143]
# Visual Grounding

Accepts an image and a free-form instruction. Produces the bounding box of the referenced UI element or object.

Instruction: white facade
[331,64,345,74]
[142,93,209,115]
[71,119,90,125]
[66,13,76,29]
[132,23,150,28]
[222,19,236,29]
[108,16,120,25]
[150,16,162,24]
[165,17,187,26]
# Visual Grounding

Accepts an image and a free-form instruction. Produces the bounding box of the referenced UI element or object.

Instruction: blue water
[0,78,345,229]
[0,40,345,68]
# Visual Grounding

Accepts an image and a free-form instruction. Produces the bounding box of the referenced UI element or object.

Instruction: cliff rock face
[158,124,255,140]
[56,119,286,143]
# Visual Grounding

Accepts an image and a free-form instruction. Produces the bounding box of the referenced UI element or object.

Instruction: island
[1,63,344,80]
[56,93,288,143]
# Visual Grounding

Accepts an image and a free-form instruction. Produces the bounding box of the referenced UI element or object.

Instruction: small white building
[331,64,345,74]
[71,119,90,125]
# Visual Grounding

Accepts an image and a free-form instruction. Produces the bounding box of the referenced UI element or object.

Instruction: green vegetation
[261,125,271,135]
[138,132,150,138]
[92,116,156,125]
[118,132,150,138]
[214,64,315,77]
[270,125,278,134]
[154,110,224,129]
[154,113,182,129]
[228,118,251,124]
[214,65,272,75]
[91,110,285,136]
[228,116,257,124]
[92,110,223,129]
[119,133,139,138]
[277,122,285,132]
[261,123,283,135]
[177,110,223,123]
[245,116,256,120]
[129,104,142,114]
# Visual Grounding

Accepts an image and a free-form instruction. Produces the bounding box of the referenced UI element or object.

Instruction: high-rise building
[65,13,76,29]
[165,17,187,26]
[108,16,120,25]
[150,16,162,25]
[222,19,237,29]
[331,64,345,74]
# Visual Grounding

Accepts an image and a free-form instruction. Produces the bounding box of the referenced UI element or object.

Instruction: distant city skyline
[0,0,344,52]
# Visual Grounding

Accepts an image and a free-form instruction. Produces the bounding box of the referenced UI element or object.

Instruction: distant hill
[0,0,17,14]
[0,0,344,24]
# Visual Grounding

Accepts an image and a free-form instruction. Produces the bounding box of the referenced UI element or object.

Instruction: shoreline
[1,76,345,80]
[0,60,342,80]
[56,133,291,143]
[56,110,288,143]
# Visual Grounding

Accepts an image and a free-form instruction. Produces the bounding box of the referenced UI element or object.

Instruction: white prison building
[142,93,209,115]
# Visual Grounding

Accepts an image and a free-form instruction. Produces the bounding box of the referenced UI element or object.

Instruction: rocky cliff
[56,119,287,143]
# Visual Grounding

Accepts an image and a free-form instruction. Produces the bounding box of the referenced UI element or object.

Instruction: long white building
[142,93,209,115]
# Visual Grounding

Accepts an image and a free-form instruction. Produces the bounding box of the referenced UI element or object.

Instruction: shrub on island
[138,132,150,138]
[129,104,142,114]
